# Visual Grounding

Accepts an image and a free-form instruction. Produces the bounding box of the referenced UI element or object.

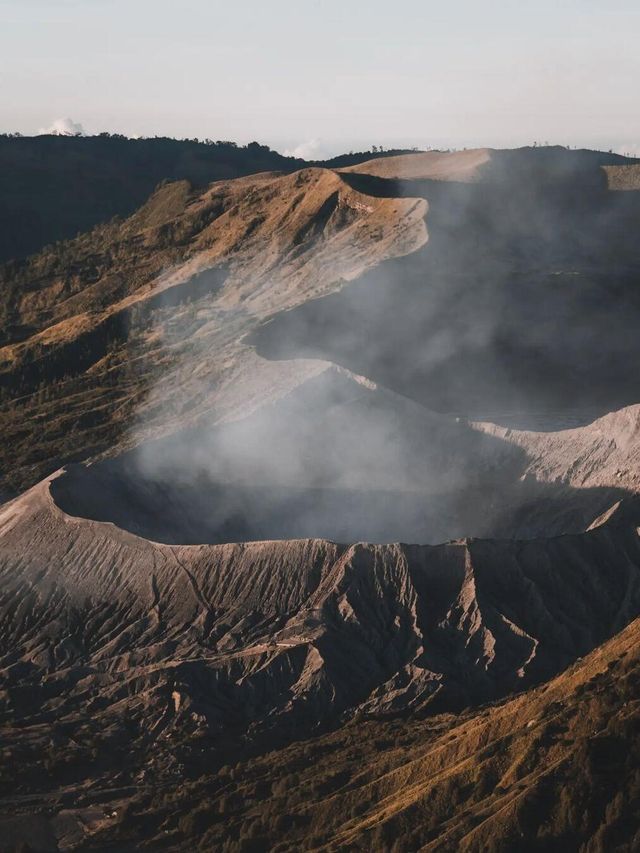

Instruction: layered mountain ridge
[1,144,640,851]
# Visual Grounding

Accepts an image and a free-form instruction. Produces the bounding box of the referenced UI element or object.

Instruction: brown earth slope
[253,149,640,424]
[1,471,640,850]
[0,135,310,264]
[0,165,426,494]
[107,611,640,852]
[1,470,636,729]
[2,147,640,851]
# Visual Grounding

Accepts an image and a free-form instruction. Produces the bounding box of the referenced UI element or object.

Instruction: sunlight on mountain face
[2,1,640,849]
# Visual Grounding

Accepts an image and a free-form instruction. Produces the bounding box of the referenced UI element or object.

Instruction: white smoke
[284,138,324,160]
[110,146,639,546]
[38,117,85,136]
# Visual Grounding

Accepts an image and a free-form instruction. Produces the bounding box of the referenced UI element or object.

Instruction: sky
[1,0,639,157]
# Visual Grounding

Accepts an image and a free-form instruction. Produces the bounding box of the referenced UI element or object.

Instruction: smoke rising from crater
[120,148,640,545]
[37,117,85,136]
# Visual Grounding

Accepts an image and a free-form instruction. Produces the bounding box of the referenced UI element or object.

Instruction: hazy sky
[1,0,639,156]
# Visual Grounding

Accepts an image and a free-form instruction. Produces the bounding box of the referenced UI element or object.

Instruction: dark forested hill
[0,134,308,263]
[0,134,417,264]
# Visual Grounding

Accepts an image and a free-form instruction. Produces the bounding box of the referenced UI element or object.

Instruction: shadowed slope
[1,472,640,750]
[3,147,640,851]
[0,135,310,264]
[0,166,426,493]
[2,472,640,849]
[254,148,640,428]
[118,612,640,852]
